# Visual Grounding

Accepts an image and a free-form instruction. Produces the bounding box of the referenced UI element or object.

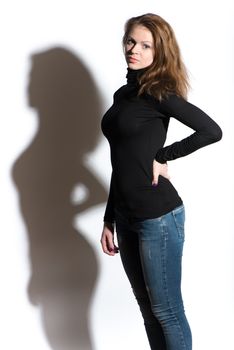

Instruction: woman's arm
[103,171,115,223]
[101,172,119,255]
[155,94,223,163]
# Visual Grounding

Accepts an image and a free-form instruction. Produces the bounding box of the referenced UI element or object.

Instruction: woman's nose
[131,43,140,54]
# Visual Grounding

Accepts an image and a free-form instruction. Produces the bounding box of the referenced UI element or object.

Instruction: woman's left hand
[152,160,170,186]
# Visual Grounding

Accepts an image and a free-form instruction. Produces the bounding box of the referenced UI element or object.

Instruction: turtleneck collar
[126,67,147,87]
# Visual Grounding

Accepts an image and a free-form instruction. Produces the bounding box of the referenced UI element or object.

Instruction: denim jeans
[115,204,192,350]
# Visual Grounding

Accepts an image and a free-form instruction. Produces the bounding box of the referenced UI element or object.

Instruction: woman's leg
[116,212,167,350]
[137,204,192,350]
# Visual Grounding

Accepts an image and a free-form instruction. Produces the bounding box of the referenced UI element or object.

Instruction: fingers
[162,163,170,180]
[152,159,160,185]
[152,160,170,185]
[152,175,159,186]
[101,227,119,256]
[100,233,113,255]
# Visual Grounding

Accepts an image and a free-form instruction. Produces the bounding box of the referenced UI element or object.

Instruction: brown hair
[122,13,190,101]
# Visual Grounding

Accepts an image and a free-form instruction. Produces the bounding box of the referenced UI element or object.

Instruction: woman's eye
[143,44,151,49]
[127,39,134,45]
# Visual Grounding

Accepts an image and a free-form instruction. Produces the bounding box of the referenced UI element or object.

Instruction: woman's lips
[127,57,139,63]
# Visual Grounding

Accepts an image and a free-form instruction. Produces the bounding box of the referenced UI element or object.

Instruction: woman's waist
[114,197,183,224]
[113,174,175,194]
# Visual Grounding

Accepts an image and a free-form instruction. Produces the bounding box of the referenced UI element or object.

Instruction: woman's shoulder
[148,92,187,111]
[140,92,189,119]
[113,85,126,97]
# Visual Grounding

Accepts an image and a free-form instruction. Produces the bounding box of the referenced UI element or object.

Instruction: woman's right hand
[100,222,119,256]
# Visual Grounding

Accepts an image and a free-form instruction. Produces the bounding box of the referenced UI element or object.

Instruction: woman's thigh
[115,213,147,297]
[137,204,185,307]
[115,211,156,320]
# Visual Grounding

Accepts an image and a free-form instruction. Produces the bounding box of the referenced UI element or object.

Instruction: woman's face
[124,25,154,70]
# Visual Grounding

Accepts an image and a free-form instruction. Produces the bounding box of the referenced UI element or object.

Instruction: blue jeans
[115,204,192,350]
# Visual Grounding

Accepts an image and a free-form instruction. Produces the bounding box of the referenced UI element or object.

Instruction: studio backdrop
[1,1,233,350]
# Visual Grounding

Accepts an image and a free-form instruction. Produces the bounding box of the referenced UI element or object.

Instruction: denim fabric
[115,204,192,350]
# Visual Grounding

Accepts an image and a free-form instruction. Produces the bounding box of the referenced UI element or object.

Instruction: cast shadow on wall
[12,47,107,350]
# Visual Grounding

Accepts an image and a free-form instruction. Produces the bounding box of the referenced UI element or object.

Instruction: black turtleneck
[101,68,222,222]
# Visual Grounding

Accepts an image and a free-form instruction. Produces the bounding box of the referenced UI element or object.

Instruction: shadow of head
[28,46,102,153]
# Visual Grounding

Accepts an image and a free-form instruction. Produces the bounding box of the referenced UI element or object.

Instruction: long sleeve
[155,94,223,163]
[103,171,115,223]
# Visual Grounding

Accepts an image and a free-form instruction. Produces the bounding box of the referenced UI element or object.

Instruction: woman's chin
[127,62,142,70]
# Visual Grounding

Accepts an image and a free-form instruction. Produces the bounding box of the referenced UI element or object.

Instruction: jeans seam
[161,217,188,349]
[172,204,184,214]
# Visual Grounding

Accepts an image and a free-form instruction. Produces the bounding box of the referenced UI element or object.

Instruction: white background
[0,1,233,349]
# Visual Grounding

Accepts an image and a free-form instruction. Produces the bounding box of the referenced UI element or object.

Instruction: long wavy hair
[122,13,190,101]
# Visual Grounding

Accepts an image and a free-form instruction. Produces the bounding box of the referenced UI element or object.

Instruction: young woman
[100,13,222,350]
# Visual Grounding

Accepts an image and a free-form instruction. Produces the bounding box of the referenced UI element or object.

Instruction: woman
[100,13,222,350]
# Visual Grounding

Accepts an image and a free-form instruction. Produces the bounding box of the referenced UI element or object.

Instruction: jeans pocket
[138,216,165,241]
[172,205,185,240]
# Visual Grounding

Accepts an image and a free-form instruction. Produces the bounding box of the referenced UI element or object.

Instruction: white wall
[1,1,233,349]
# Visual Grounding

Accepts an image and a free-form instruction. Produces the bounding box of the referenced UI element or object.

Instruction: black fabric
[101,68,222,223]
